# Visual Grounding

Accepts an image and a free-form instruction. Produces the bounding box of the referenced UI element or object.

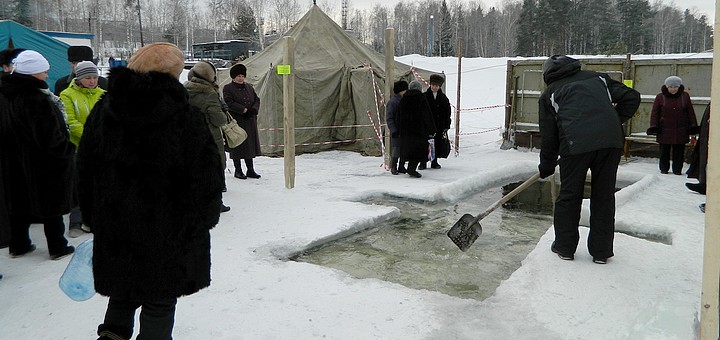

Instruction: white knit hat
[12,50,50,75]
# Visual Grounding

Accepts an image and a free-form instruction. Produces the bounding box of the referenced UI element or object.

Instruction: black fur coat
[77,67,223,300]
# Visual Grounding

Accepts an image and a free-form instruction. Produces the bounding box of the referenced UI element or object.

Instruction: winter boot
[391,157,399,175]
[431,159,441,169]
[233,159,246,179]
[245,158,261,179]
[397,158,407,174]
[417,162,427,170]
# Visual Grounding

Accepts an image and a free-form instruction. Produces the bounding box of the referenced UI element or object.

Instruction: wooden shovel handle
[471,173,542,224]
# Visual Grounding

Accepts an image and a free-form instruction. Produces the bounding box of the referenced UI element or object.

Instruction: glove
[245,108,258,116]
[646,127,659,135]
[538,164,555,179]
[391,132,400,138]
[688,126,700,135]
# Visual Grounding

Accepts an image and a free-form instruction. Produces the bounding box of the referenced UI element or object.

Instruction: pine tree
[515,0,537,56]
[13,0,32,26]
[439,0,453,56]
[231,3,257,41]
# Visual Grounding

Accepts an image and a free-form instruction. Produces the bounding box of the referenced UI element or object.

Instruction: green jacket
[185,77,227,169]
[60,80,106,146]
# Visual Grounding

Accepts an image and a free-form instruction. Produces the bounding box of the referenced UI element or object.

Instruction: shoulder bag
[221,110,247,148]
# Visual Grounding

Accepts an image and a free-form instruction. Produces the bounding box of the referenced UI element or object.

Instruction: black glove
[646,127,659,135]
[391,132,399,138]
[538,164,555,179]
[688,126,700,135]
[245,108,258,116]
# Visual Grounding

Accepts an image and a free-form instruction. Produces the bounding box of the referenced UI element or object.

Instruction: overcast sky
[347,0,715,25]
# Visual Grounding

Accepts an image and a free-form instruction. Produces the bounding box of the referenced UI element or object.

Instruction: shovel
[447,173,541,251]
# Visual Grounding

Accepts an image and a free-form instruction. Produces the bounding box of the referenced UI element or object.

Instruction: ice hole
[291,178,653,300]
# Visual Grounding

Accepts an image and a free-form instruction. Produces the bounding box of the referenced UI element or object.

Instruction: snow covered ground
[0,55,707,339]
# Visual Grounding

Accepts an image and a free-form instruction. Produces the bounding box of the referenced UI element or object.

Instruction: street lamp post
[428,15,434,57]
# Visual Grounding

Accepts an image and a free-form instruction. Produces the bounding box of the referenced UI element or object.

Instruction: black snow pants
[552,148,622,259]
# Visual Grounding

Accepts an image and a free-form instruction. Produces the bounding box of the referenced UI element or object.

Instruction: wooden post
[384,28,395,170]
[455,38,462,156]
[283,37,295,189]
[699,3,720,337]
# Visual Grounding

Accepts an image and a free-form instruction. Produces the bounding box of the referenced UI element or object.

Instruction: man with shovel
[538,55,640,264]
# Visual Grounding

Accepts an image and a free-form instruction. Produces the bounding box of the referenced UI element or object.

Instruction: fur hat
[188,61,216,83]
[393,80,409,94]
[67,46,94,62]
[429,74,445,86]
[74,61,99,79]
[664,76,682,88]
[127,42,185,79]
[408,80,423,91]
[230,64,247,79]
[12,50,50,75]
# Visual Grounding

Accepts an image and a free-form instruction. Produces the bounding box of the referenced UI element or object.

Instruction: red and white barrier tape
[261,137,377,148]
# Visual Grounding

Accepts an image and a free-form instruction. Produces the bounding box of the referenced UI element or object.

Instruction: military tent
[0,20,70,88]
[217,5,436,156]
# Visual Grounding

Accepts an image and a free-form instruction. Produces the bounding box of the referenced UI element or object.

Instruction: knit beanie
[408,80,423,91]
[128,42,185,79]
[429,74,445,86]
[393,80,409,94]
[230,64,247,79]
[74,61,99,79]
[12,50,50,75]
[67,46,94,62]
[664,76,682,88]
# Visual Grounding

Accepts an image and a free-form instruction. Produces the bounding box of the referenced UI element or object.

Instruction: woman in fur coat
[398,80,437,178]
[77,43,223,340]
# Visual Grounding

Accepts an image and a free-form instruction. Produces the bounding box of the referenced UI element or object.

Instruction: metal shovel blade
[447,213,482,252]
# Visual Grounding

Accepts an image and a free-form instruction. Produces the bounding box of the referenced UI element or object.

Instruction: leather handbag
[221,111,247,148]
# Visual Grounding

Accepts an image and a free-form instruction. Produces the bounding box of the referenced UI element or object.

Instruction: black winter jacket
[77,67,223,300]
[0,73,75,218]
[539,57,640,169]
[398,89,436,161]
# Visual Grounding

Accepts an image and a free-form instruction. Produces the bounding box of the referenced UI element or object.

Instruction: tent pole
[699,2,720,337]
[283,37,296,189]
[384,28,395,170]
[455,38,462,156]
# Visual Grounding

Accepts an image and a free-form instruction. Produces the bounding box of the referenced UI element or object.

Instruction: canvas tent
[0,20,70,88]
[217,5,436,156]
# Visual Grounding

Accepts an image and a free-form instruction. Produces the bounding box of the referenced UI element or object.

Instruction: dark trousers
[659,143,685,174]
[9,213,68,255]
[553,148,621,259]
[99,297,177,340]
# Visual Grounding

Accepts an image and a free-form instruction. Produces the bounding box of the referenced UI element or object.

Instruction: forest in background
[1,0,713,59]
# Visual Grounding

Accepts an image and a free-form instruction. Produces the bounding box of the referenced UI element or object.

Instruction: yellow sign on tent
[277,65,291,74]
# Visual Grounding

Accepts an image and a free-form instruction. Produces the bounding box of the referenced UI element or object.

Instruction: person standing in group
[398,80,437,178]
[421,73,451,170]
[223,63,262,179]
[184,61,231,212]
[0,50,76,260]
[76,42,223,340]
[55,46,108,95]
[0,48,25,78]
[0,48,25,249]
[646,76,698,175]
[59,61,106,237]
[538,55,640,264]
[686,102,710,198]
[387,80,408,175]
